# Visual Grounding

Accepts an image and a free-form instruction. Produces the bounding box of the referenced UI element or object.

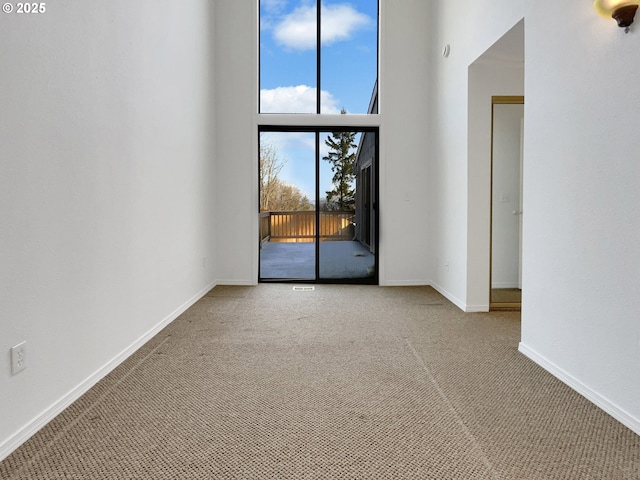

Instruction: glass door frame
[258,125,379,285]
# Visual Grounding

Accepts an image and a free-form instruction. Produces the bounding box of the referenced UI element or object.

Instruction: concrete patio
[259,240,375,280]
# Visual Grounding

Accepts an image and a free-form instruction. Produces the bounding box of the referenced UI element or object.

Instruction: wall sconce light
[594,0,639,32]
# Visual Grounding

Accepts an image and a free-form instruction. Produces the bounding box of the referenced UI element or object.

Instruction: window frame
[258,0,380,116]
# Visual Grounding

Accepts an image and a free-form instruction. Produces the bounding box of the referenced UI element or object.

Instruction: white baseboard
[430,283,489,312]
[518,342,640,437]
[464,304,490,313]
[0,280,216,462]
[430,282,468,311]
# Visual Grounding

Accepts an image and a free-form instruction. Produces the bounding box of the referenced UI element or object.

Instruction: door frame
[489,96,524,310]
[258,125,379,284]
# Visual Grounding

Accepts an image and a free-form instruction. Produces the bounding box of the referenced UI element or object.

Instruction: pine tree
[323,110,356,211]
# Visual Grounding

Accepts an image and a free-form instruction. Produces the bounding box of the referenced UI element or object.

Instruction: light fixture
[594,0,639,32]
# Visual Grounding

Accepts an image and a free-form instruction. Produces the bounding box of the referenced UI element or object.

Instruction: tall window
[259,0,378,114]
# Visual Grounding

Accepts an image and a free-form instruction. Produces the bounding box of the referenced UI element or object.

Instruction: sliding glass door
[259,128,377,284]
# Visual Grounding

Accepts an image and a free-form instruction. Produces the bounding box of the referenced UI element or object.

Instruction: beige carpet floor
[1,285,638,479]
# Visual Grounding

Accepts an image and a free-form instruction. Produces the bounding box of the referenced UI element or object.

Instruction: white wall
[213,0,432,286]
[519,0,640,433]
[431,0,639,433]
[0,0,217,459]
[377,0,431,285]
[430,2,525,310]
[466,38,524,310]
[213,0,258,285]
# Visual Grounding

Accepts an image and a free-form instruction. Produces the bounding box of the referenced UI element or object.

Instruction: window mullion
[316,0,321,115]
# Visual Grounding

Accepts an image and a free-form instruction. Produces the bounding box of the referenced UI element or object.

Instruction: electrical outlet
[11,341,27,375]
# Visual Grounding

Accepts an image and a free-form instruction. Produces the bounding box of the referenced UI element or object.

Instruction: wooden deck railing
[260,211,354,244]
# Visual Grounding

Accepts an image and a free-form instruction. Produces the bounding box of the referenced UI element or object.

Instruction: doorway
[258,127,378,284]
[490,96,524,310]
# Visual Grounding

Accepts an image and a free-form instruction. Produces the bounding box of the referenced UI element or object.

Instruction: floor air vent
[292,286,315,291]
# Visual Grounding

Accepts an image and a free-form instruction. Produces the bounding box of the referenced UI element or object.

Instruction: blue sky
[259,0,377,201]
[260,0,377,114]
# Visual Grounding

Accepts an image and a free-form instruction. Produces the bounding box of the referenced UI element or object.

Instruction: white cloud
[260,0,288,31]
[262,0,288,13]
[273,3,371,51]
[260,85,341,114]
[320,4,372,46]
